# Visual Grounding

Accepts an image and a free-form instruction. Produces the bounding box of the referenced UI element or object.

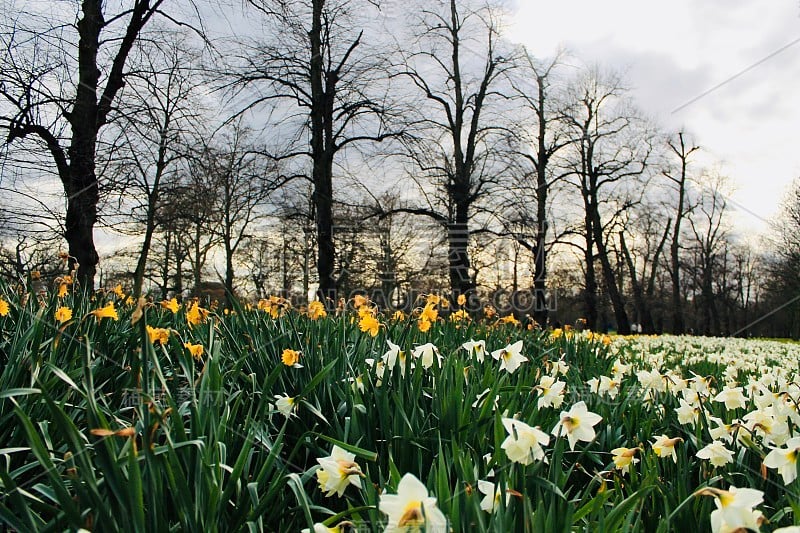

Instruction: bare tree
[0,0,201,285]
[230,0,400,305]
[686,171,731,335]
[563,66,653,333]
[663,130,700,333]
[618,205,671,333]
[387,0,516,300]
[504,50,572,324]
[203,123,282,298]
[110,32,207,296]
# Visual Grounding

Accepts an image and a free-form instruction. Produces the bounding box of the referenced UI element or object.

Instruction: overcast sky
[507,0,800,237]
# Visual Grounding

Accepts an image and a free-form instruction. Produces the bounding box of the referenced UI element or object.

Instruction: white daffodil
[713,386,748,410]
[665,371,688,393]
[315,445,364,497]
[598,375,620,399]
[707,416,735,444]
[365,358,386,384]
[675,398,699,427]
[610,446,640,474]
[379,473,448,532]
[501,417,549,465]
[477,480,510,513]
[752,387,779,410]
[637,369,666,393]
[744,407,790,447]
[383,339,402,368]
[412,342,442,370]
[696,440,734,467]
[651,435,682,463]
[611,358,629,381]
[472,388,499,411]
[301,523,340,533]
[491,340,527,374]
[550,359,569,377]
[551,401,602,451]
[682,387,700,407]
[462,339,487,363]
[536,375,566,409]
[763,436,800,485]
[699,486,764,533]
[274,394,296,417]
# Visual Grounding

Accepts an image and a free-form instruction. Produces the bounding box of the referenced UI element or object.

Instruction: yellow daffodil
[308,300,327,320]
[450,309,469,322]
[54,306,72,323]
[0,297,9,317]
[352,294,369,308]
[90,301,118,322]
[184,342,204,360]
[186,301,209,326]
[499,314,520,326]
[425,293,440,306]
[457,294,467,306]
[417,318,431,332]
[651,435,683,463]
[419,302,438,322]
[359,313,380,336]
[146,325,170,345]
[160,298,180,314]
[611,446,640,474]
[57,283,69,298]
[392,309,406,321]
[281,348,302,367]
[112,284,125,298]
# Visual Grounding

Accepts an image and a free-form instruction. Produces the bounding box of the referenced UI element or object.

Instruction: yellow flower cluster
[258,295,289,319]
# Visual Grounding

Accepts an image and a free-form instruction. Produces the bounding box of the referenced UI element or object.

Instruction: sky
[506,0,800,238]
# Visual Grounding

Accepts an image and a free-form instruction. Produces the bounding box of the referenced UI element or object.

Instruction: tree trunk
[533,76,549,325]
[619,231,653,333]
[310,0,337,305]
[583,208,598,330]
[447,200,474,297]
[66,0,104,287]
[590,193,630,334]
[133,202,157,297]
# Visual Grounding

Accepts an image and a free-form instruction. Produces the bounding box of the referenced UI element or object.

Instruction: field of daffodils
[0,282,799,532]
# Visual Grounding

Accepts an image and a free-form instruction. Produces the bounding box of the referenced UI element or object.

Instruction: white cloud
[508,0,800,233]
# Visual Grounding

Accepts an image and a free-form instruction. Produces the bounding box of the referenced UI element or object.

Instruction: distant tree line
[0,0,798,337]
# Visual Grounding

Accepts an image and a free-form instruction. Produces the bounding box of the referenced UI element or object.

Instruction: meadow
[0,279,799,532]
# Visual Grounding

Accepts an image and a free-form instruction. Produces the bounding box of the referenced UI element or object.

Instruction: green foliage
[0,287,797,531]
